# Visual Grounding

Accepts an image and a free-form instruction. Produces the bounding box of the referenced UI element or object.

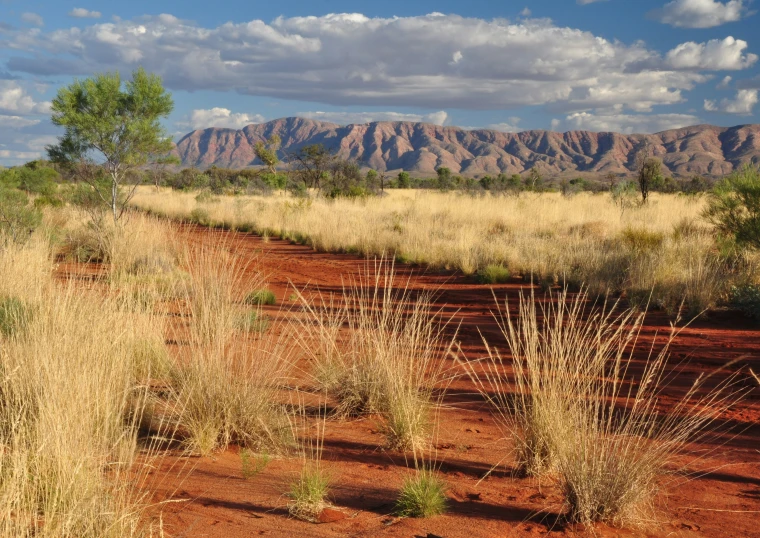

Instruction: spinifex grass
[465,288,743,528]
[288,407,331,522]
[395,468,448,518]
[293,258,455,452]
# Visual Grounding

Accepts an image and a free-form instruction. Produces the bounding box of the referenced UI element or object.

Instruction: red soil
[67,226,760,537]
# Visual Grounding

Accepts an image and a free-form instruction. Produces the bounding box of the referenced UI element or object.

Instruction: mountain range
[173,118,760,177]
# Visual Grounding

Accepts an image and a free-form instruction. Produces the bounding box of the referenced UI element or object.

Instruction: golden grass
[132,188,760,314]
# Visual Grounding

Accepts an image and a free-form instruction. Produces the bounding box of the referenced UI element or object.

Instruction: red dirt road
[140,227,760,537]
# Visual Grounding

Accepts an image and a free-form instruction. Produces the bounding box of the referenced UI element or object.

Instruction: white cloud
[520,7,532,16]
[4,13,733,113]
[0,149,41,161]
[177,108,265,130]
[704,89,758,114]
[20,12,44,27]
[0,115,40,128]
[68,8,102,19]
[717,75,732,88]
[554,111,701,134]
[578,0,607,4]
[665,37,757,70]
[485,117,522,132]
[0,81,51,115]
[649,0,749,28]
[297,110,449,126]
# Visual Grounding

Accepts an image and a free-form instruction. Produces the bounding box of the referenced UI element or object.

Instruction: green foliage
[610,180,639,212]
[0,296,33,337]
[0,187,42,242]
[397,171,411,188]
[703,165,760,250]
[47,67,174,223]
[189,208,211,226]
[477,264,511,284]
[620,228,665,251]
[638,157,662,203]
[395,469,447,518]
[435,167,453,191]
[244,288,276,306]
[240,449,271,479]
[730,285,760,321]
[254,135,281,174]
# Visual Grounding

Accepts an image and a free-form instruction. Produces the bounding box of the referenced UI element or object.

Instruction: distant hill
[174,118,760,177]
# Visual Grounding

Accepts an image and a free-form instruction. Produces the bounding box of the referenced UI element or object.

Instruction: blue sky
[1,0,759,165]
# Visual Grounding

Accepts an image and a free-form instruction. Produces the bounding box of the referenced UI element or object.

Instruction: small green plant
[0,187,42,242]
[730,284,760,321]
[287,293,298,302]
[240,449,271,479]
[395,469,447,518]
[244,288,276,306]
[477,264,511,284]
[238,310,270,333]
[0,296,33,337]
[288,463,331,521]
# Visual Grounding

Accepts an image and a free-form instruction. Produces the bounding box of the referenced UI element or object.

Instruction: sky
[0,0,759,165]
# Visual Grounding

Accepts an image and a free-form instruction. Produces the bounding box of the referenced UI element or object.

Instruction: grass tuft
[395,469,448,518]
[245,288,277,306]
[477,264,511,284]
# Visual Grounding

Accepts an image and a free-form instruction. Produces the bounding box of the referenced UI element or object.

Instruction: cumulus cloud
[3,13,736,113]
[717,75,733,88]
[665,37,757,70]
[552,111,701,134]
[297,110,448,125]
[69,8,102,19]
[0,81,52,115]
[20,12,44,27]
[177,107,265,130]
[649,0,749,28]
[485,117,522,132]
[704,89,758,114]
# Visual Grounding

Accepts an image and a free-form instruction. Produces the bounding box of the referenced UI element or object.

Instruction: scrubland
[132,189,760,317]
[0,189,756,536]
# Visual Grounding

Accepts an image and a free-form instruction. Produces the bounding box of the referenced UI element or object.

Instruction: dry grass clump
[294,259,454,452]
[167,239,294,456]
[0,234,169,537]
[466,289,742,527]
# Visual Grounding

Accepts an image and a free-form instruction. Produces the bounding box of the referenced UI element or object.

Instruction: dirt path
[138,226,760,537]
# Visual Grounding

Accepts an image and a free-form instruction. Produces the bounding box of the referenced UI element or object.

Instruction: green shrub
[477,264,511,284]
[244,288,276,306]
[189,207,211,226]
[704,165,760,250]
[0,187,42,242]
[395,469,447,518]
[730,285,760,321]
[0,296,33,337]
[240,449,271,479]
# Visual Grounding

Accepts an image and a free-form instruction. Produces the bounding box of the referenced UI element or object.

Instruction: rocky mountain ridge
[174,118,760,177]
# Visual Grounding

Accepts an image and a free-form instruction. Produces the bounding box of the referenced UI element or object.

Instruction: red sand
[67,225,760,537]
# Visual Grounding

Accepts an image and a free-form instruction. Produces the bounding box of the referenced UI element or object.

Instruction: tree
[288,144,333,189]
[704,165,760,250]
[254,134,281,174]
[436,167,453,191]
[638,157,662,203]
[525,166,543,191]
[397,171,411,189]
[47,67,174,225]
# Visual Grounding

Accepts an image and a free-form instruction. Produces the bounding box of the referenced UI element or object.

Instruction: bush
[0,187,42,242]
[477,264,511,284]
[620,227,665,251]
[244,288,276,306]
[0,296,33,337]
[189,207,211,226]
[730,284,760,321]
[704,165,760,250]
[395,469,447,518]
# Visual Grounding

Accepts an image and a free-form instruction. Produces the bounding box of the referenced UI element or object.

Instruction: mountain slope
[174,118,760,177]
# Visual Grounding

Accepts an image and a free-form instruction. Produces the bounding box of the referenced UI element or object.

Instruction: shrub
[0,187,42,242]
[477,264,511,284]
[704,165,760,250]
[0,296,33,337]
[240,449,271,479]
[730,284,760,321]
[189,207,211,226]
[395,469,447,518]
[244,288,276,306]
[620,227,665,251]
